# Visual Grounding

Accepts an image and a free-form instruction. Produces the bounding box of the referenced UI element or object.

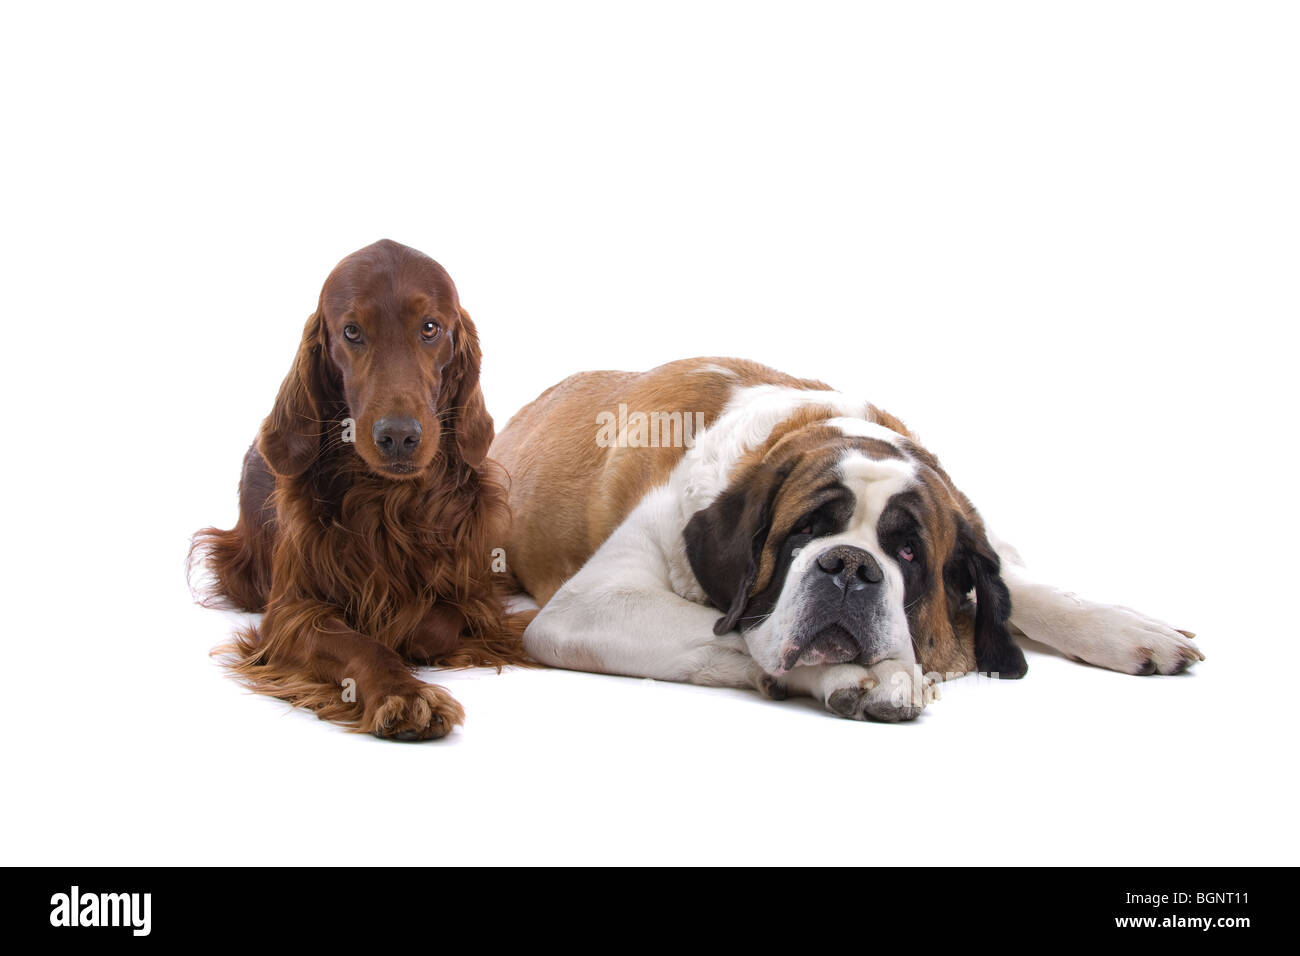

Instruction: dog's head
[684,413,1027,679]
[258,239,493,480]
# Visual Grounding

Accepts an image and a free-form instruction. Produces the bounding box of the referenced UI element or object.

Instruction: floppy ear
[947,516,1028,678]
[444,308,494,468]
[257,311,337,478]
[684,460,793,636]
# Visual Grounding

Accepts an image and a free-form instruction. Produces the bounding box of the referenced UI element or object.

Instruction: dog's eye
[421,320,441,341]
[343,324,362,343]
[898,545,915,562]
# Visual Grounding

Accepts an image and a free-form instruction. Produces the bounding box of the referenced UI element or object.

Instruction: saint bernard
[491,357,1202,721]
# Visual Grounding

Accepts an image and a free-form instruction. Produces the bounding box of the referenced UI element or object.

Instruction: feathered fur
[190,240,532,739]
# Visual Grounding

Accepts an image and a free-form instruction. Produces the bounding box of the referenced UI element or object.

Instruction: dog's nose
[816,546,884,591]
[372,417,422,458]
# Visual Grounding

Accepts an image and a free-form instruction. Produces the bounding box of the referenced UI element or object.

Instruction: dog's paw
[826,660,937,723]
[756,672,788,701]
[367,682,465,740]
[1054,602,1203,675]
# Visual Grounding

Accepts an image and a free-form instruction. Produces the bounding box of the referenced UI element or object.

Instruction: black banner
[9,867,1284,943]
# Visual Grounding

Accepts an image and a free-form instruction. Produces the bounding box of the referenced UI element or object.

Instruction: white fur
[823,416,904,446]
[524,483,763,688]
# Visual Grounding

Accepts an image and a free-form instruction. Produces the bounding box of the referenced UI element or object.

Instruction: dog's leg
[231,599,465,739]
[526,575,763,690]
[404,602,467,663]
[991,535,1203,675]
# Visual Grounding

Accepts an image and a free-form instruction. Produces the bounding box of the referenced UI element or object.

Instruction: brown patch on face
[727,413,909,595]
[894,449,1022,678]
[936,605,980,676]
[897,465,974,675]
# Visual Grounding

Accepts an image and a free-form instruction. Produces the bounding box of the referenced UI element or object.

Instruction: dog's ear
[444,307,494,468]
[685,460,794,636]
[946,515,1027,678]
[258,311,337,478]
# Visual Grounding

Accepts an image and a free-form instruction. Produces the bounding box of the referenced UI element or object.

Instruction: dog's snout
[373,417,423,458]
[816,545,883,591]
[781,544,897,671]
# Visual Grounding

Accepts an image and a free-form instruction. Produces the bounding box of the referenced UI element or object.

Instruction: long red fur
[190,241,533,738]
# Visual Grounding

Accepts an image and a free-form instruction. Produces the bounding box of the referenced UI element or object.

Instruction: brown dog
[192,240,527,739]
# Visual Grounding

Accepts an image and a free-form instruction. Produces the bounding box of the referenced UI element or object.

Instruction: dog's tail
[188,519,273,613]
[189,442,277,612]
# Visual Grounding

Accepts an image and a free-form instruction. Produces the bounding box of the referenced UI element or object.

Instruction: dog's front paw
[756,672,788,700]
[367,682,465,740]
[1056,602,1203,676]
[826,660,937,723]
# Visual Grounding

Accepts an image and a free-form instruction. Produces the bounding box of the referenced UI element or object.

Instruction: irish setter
[191,240,529,739]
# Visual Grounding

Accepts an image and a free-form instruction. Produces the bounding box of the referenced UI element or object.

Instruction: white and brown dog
[491,357,1202,721]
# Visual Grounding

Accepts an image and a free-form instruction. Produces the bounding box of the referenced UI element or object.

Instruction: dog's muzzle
[779,545,892,671]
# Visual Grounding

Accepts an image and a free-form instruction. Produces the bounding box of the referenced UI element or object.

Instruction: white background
[2,1,1296,865]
